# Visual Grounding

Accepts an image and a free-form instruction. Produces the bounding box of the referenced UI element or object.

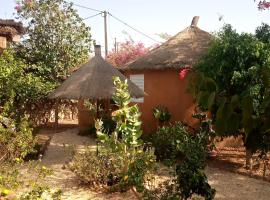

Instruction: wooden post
[103,11,108,57]
[96,99,100,118]
[55,100,59,125]
[0,36,7,49]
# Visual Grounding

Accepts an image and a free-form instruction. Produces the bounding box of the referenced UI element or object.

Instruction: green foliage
[145,117,215,200]
[20,186,62,200]
[0,115,36,163]
[109,77,143,147]
[145,122,187,165]
[70,147,122,186]
[175,132,215,200]
[0,161,61,200]
[153,106,171,124]
[188,23,270,152]
[15,0,92,82]
[0,49,56,122]
[70,77,155,194]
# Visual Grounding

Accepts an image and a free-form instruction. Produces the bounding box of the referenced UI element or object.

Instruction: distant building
[0,19,24,53]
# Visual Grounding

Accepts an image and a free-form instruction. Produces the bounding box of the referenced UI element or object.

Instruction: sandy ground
[40,127,137,200]
[39,127,270,200]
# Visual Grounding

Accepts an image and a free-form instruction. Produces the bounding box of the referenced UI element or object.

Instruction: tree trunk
[55,100,59,125]
[245,148,253,171]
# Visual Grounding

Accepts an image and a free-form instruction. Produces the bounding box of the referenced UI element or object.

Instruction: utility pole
[114,37,117,53]
[103,11,108,57]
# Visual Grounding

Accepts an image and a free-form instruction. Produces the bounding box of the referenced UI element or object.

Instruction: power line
[83,12,102,20]
[108,12,161,44]
[72,3,102,13]
[70,2,161,44]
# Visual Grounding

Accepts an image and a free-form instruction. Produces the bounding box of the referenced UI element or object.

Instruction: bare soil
[208,147,270,182]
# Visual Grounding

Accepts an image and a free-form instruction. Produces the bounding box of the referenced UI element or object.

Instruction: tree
[0,49,56,122]
[106,40,150,67]
[15,0,92,82]
[188,24,270,168]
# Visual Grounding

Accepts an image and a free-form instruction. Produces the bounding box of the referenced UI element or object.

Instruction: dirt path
[40,128,270,200]
[206,167,270,200]
[41,127,136,200]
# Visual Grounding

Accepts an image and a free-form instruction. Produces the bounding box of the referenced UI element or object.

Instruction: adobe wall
[78,100,94,132]
[124,69,197,133]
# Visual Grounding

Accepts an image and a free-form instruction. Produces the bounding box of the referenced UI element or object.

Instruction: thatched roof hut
[0,19,24,41]
[121,16,212,133]
[49,45,144,100]
[0,19,24,50]
[122,16,212,71]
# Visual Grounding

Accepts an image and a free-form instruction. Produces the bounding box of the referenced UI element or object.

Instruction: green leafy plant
[144,115,215,200]
[70,77,156,196]
[0,161,61,200]
[175,132,215,200]
[0,49,57,123]
[188,23,270,168]
[153,106,171,126]
[145,122,187,165]
[0,115,36,163]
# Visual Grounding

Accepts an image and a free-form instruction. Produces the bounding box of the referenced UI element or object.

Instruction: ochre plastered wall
[125,69,197,133]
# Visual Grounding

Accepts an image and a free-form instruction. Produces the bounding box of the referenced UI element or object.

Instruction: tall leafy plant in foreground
[96,77,155,194]
[188,24,270,168]
[70,77,155,197]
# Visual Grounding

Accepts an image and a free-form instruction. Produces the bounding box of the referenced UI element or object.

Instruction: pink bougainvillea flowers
[14,4,22,12]
[258,0,270,10]
[179,68,189,80]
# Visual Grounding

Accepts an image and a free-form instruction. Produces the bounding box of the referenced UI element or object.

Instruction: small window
[130,74,144,103]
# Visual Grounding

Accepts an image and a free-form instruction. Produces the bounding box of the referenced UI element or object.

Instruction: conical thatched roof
[0,19,24,39]
[49,45,144,100]
[123,16,212,71]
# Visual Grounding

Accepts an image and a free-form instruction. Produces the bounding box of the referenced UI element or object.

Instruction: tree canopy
[188,24,270,153]
[15,0,92,82]
[0,0,92,123]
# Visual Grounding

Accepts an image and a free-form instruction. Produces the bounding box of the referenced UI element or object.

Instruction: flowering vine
[179,68,190,80]
[15,0,33,12]
[257,0,270,10]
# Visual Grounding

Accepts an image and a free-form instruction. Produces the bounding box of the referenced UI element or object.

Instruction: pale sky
[1,0,270,53]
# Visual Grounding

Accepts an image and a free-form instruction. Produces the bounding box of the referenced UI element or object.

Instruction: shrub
[0,116,36,163]
[145,122,188,165]
[0,161,62,200]
[144,115,215,200]
[153,106,171,125]
[175,133,215,200]
[69,147,122,186]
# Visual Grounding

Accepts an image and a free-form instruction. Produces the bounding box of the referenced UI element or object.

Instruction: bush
[175,133,215,200]
[0,161,62,200]
[144,116,215,200]
[70,145,155,192]
[0,116,36,163]
[145,122,188,165]
[69,147,122,186]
